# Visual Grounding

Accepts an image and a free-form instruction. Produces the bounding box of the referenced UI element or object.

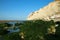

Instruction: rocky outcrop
[27,1,60,21]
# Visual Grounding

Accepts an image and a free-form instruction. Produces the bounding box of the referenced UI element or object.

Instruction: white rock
[27,1,60,21]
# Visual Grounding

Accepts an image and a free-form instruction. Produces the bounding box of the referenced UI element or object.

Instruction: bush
[20,20,55,40]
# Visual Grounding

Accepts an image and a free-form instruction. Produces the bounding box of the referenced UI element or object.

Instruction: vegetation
[20,20,55,40]
[0,20,60,40]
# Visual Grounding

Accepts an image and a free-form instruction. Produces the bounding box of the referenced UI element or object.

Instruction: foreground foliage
[20,20,55,40]
[0,20,60,40]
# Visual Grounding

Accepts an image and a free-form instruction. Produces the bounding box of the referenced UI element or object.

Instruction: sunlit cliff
[27,0,60,21]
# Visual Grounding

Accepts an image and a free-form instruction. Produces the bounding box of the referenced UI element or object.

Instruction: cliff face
[27,1,60,21]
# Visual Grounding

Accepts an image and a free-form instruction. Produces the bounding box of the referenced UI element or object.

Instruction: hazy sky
[0,0,54,20]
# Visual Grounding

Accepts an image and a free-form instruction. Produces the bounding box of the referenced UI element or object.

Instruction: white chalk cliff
[27,0,60,21]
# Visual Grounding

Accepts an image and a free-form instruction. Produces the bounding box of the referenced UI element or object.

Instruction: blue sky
[0,0,54,20]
